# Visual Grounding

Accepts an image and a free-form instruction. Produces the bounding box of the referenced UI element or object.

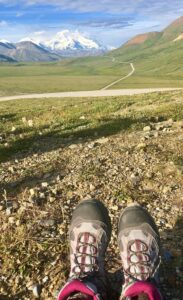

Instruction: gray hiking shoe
[69,199,112,297]
[118,203,161,298]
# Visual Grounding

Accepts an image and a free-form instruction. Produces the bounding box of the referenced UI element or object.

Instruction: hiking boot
[118,203,162,300]
[57,199,112,300]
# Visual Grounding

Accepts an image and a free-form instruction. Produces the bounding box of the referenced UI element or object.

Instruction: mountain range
[0,16,183,64]
[0,31,105,62]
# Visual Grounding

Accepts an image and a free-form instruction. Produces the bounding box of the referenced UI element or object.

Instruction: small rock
[22,117,27,123]
[28,119,33,127]
[42,276,49,284]
[8,166,15,173]
[143,126,151,132]
[153,132,159,138]
[162,186,171,194]
[88,142,96,149]
[137,142,146,150]
[39,192,45,199]
[48,196,55,203]
[41,182,48,188]
[79,115,86,120]
[32,284,42,298]
[11,126,16,132]
[111,205,118,211]
[40,219,55,227]
[16,219,21,226]
[96,137,109,144]
[69,144,77,149]
[8,217,15,224]
[130,173,140,185]
[30,188,35,196]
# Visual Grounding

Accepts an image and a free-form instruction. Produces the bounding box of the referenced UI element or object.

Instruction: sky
[0,0,183,47]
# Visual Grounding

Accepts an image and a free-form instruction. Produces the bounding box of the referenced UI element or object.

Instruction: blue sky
[0,0,183,47]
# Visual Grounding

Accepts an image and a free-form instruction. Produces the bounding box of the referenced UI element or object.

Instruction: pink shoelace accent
[125,239,153,281]
[73,232,99,276]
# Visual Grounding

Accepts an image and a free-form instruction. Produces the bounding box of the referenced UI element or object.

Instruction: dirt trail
[101,62,135,90]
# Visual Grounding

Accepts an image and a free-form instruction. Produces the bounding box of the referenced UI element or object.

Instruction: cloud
[33,30,45,35]
[16,12,25,17]
[76,17,134,29]
[0,0,182,47]
[0,0,182,15]
[0,20,8,26]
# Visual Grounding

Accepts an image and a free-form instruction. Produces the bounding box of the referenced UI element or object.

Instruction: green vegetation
[0,89,183,162]
[0,58,129,96]
[0,17,183,95]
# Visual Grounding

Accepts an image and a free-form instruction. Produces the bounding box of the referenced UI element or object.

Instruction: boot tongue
[67,292,93,300]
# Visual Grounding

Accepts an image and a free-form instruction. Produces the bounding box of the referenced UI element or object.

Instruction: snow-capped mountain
[19,30,105,56]
[43,30,101,52]
[0,39,16,49]
[0,30,106,61]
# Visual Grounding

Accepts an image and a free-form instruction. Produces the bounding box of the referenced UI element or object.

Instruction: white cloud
[0,0,182,15]
[16,12,24,17]
[0,20,8,26]
[33,30,46,35]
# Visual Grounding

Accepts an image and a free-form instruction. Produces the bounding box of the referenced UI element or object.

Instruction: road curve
[101,62,135,90]
[0,88,181,102]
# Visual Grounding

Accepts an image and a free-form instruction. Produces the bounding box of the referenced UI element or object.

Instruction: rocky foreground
[0,118,183,299]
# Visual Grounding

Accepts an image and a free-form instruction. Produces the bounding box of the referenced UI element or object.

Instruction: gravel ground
[0,119,183,300]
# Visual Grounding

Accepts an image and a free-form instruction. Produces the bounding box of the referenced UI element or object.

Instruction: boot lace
[125,239,160,281]
[73,232,99,277]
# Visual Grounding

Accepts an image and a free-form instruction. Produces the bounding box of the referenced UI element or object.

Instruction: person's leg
[57,199,112,300]
[118,203,162,300]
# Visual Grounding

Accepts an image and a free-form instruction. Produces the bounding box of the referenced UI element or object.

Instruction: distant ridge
[108,15,183,80]
[0,30,105,62]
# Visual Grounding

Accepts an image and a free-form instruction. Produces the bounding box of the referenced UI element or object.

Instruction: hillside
[0,54,16,62]
[109,15,183,81]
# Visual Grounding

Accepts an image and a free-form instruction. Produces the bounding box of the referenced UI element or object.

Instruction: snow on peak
[0,39,11,44]
[43,30,101,52]
[19,37,42,45]
[12,30,104,54]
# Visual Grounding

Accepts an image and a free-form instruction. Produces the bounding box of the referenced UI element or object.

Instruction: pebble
[8,217,15,224]
[6,207,13,215]
[30,188,35,196]
[32,284,42,298]
[137,142,146,150]
[40,219,55,227]
[42,276,49,284]
[143,126,151,132]
[69,144,78,149]
[96,137,109,144]
[11,126,16,132]
[28,119,33,127]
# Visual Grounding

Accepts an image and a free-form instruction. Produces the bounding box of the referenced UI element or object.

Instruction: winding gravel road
[0,56,182,102]
[0,88,181,102]
[101,58,135,90]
